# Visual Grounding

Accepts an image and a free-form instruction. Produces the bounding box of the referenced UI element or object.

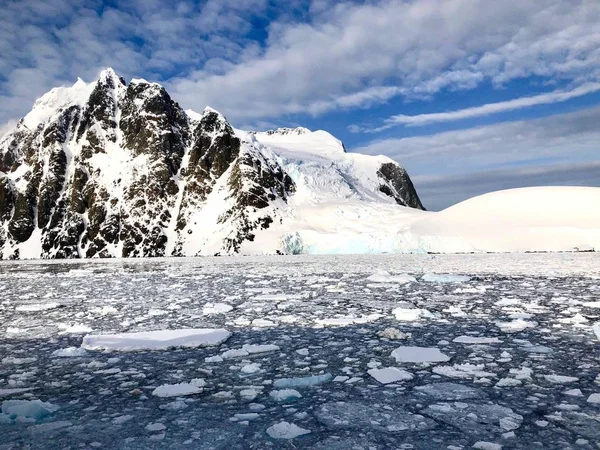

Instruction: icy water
[1,254,600,450]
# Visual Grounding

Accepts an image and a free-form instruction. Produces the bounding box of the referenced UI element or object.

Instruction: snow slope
[396,187,600,253]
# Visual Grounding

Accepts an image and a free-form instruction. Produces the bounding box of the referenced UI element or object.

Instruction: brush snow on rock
[0,69,423,259]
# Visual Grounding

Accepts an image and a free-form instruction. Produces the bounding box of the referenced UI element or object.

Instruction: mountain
[0,68,424,259]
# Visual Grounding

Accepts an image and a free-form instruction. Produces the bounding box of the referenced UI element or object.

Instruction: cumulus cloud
[167,0,600,121]
[0,0,269,124]
[2,0,598,126]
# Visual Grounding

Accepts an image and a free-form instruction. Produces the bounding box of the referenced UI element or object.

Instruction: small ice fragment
[391,346,450,363]
[266,421,310,439]
[421,274,470,283]
[112,415,133,425]
[152,383,202,398]
[273,374,332,388]
[145,422,166,432]
[544,374,579,384]
[270,389,302,401]
[366,271,415,284]
[242,344,280,354]
[202,303,233,315]
[587,393,600,404]
[15,302,60,312]
[2,399,58,420]
[473,442,502,450]
[378,328,411,340]
[241,363,261,374]
[453,336,502,344]
[52,347,87,357]
[367,367,413,384]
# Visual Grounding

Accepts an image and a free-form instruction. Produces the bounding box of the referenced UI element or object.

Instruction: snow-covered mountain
[0,68,424,259]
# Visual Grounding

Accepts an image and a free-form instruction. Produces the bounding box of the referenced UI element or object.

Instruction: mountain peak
[97,67,125,87]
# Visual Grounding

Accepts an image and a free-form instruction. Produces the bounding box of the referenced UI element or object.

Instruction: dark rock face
[377,162,425,210]
[0,69,423,259]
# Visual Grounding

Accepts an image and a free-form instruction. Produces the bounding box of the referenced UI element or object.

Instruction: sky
[0,0,599,210]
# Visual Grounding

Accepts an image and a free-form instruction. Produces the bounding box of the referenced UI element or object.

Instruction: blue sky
[1,0,599,210]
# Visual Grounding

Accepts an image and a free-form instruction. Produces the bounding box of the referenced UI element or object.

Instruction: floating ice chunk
[151,383,202,397]
[544,374,579,384]
[233,413,260,421]
[392,307,431,321]
[433,364,496,379]
[266,421,310,439]
[221,349,249,359]
[473,442,502,450]
[583,302,600,308]
[81,328,231,351]
[2,357,36,365]
[269,389,302,401]
[0,388,33,397]
[453,336,502,344]
[564,389,583,397]
[495,378,522,387]
[316,315,381,326]
[366,271,415,284]
[112,415,134,425]
[496,319,537,333]
[391,346,450,363]
[252,319,276,327]
[159,400,188,411]
[333,376,349,382]
[593,323,600,342]
[241,363,261,374]
[15,302,60,312]
[202,302,233,315]
[243,344,280,354]
[190,378,206,388]
[587,393,600,404]
[145,422,166,432]
[273,373,332,388]
[495,298,520,306]
[367,367,413,384]
[414,383,485,400]
[509,367,533,381]
[518,344,553,354]
[205,355,223,363]
[2,399,58,420]
[378,327,411,340]
[52,347,87,357]
[421,274,470,283]
[240,388,261,401]
[58,323,92,334]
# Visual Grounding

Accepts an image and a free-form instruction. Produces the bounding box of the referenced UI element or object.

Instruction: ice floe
[391,346,450,363]
[81,328,231,351]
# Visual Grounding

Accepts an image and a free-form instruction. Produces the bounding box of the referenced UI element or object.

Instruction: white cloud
[357,83,600,132]
[0,0,599,128]
[168,0,600,121]
[353,105,600,174]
